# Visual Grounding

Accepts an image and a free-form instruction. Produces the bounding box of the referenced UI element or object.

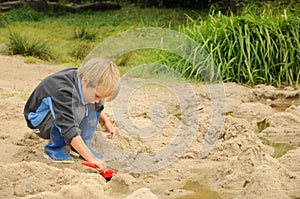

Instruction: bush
[0,15,7,28]
[2,7,45,23]
[72,27,98,41]
[163,2,300,87]
[69,43,92,60]
[8,32,54,60]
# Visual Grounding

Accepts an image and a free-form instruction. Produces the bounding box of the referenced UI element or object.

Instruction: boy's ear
[81,77,89,86]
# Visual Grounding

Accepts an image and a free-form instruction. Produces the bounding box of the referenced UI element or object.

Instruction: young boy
[23,57,120,171]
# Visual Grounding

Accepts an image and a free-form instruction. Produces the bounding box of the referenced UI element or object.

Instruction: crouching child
[23,57,120,171]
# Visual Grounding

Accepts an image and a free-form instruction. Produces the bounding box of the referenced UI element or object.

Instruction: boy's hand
[104,120,116,139]
[100,113,116,139]
[92,159,107,172]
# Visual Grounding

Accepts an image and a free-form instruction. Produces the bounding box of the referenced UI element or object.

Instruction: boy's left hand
[104,120,116,139]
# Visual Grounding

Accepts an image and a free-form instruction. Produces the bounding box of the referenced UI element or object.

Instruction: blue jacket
[24,68,103,144]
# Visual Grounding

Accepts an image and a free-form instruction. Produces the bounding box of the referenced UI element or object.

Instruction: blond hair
[77,57,120,101]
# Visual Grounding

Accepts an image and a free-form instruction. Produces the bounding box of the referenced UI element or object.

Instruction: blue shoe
[44,124,73,163]
[44,145,73,163]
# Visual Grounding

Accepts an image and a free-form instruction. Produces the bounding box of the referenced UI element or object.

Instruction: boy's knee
[33,112,54,139]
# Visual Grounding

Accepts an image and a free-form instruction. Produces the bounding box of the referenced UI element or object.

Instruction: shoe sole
[69,150,80,158]
[43,153,74,163]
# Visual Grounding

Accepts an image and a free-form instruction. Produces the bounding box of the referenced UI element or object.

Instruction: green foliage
[1,7,45,23]
[69,43,92,60]
[0,3,299,87]
[24,56,40,63]
[0,6,187,62]
[72,27,98,41]
[8,32,54,60]
[0,16,7,28]
[164,2,300,87]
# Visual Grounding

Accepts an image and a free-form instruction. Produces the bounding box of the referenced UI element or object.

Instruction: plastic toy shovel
[82,161,117,181]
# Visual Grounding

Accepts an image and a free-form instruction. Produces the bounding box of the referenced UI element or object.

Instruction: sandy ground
[0,54,300,199]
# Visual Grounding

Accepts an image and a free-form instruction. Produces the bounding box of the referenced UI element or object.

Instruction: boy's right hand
[92,159,107,172]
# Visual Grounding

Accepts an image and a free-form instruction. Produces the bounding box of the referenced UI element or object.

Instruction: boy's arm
[70,135,106,171]
[99,112,116,139]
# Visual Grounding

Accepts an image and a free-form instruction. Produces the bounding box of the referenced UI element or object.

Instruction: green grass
[0,93,16,99]
[0,3,299,87]
[176,2,300,87]
[0,6,189,64]
[0,92,30,100]
[8,32,54,60]
[72,26,98,41]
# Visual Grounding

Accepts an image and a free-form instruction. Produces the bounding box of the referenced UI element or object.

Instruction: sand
[0,54,299,198]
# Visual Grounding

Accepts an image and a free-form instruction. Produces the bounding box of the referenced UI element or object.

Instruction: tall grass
[8,32,54,60]
[69,43,92,60]
[171,2,300,87]
[0,7,45,24]
[72,26,98,41]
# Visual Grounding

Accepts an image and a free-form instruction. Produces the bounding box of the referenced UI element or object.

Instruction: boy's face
[81,77,101,104]
[81,78,110,104]
[82,85,100,104]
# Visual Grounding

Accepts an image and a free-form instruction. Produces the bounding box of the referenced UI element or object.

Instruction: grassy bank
[177,2,300,87]
[0,6,189,65]
[0,2,299,87]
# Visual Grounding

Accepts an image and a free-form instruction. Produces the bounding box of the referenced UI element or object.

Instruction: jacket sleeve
[51,86,83,144]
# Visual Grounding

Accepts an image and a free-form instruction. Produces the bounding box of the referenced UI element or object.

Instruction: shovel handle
[82,161,99,169]
[82,161,118,181]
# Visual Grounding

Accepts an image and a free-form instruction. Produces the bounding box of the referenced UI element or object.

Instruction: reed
[168,2,300,87]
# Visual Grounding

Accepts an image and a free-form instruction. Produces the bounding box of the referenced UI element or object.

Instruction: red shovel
[82,161,117,181]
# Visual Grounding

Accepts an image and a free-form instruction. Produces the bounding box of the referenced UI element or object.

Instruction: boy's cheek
[82,88,96,104]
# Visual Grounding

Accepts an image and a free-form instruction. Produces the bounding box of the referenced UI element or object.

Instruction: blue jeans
[79,105,101,144]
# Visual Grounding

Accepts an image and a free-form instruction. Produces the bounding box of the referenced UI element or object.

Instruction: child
[23,57,120,171]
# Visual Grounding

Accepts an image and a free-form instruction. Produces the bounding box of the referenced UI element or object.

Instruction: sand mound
[0,161,110,199]
[259,105,300,144]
